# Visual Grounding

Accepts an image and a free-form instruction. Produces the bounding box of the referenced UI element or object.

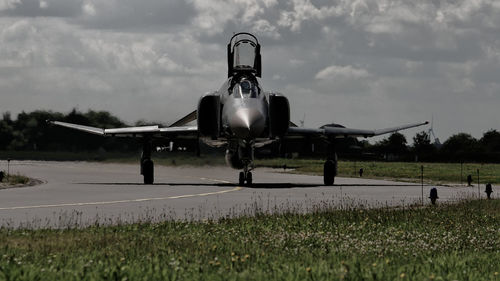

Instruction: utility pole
[7,158,10,180]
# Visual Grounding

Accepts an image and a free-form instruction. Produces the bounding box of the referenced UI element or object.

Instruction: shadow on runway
[77,182,421,188]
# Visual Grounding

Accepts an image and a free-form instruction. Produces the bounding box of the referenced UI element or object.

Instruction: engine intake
[197,94,220,138]
[268,94,290,138]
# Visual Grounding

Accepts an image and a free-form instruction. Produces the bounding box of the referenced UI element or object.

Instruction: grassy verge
[0,199,498,280]
[0,173,30,187]
[0,150,225,166]
[255,158,500,185]
[2,151,499,184]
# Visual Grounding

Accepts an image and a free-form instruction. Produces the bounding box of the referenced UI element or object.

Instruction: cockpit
[231,78,260,98]
[227,32,262,78]
[233,37,256,71]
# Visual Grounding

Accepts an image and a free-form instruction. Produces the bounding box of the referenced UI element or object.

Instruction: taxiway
[0,161,475,228]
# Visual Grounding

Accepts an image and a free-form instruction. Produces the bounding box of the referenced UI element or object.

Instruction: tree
[412,131,435,155]
[441,133,478,154]
[372,132,408,157]
[0,119,14,150]
[386,132,408,154]
[479,129,500,153]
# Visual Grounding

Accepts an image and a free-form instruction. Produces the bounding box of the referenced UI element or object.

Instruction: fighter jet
[51,32,427,185]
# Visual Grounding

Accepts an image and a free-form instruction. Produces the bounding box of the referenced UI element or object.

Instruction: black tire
[239,172,245,186]
[323,160,335,186]
[246,172,252,186]
[143,159,154,184]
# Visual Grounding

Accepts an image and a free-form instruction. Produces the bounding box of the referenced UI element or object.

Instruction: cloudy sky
[1,0,500,143]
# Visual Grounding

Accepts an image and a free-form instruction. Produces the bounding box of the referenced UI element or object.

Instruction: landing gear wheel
[143,159,154,185]
[323,160,335,186]
[246,172,252,186]
[239,172,245,186]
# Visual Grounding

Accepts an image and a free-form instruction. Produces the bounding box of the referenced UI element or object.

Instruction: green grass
[0,150,225,166]
[2,150,499,184]
[102,153,227,167]
[0,173,30,186]
[0,199,499,280]
[0,151,142,162]
[255,158,500,185]
[6,174,30,185]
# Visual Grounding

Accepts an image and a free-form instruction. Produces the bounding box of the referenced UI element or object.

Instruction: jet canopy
[227,32,262,78]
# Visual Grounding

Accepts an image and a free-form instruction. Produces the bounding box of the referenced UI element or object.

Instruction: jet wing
[286,121,428,139]
[50,121,198,138]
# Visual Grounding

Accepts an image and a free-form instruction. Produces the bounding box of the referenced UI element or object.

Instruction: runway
[0,161,475,228]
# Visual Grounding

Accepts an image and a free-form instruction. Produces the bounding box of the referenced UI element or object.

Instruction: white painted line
[200,177,232,184]
[0,186,242,211]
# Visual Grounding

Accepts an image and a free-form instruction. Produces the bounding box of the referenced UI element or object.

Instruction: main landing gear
[141,136,154,184]
[323,139,337,186]
[323,159,337,186]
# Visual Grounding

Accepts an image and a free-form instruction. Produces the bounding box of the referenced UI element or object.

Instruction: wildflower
[306,267,312,272]
[495,272,499,276]
[244,254,250,259]
[400,273,406,278]
[372,263,377,267]
[231,252,235,256]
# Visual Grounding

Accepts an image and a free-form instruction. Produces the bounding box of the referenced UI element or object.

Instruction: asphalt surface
[0,161,477,228]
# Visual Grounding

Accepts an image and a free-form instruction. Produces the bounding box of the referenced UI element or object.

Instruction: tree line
[367,130,500,162]
[0,109,140,152]
[1,109,499,162]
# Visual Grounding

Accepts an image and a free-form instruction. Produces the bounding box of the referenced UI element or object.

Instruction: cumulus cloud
[1,0,500,141]
[0,0,83,17]
[315,65,371,80]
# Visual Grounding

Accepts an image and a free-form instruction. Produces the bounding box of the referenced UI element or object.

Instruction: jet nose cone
[230,108,265,139]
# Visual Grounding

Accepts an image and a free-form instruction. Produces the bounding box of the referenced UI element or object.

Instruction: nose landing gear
[238,166,253,186]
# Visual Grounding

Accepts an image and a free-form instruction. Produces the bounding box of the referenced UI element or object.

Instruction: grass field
[255,158,500,185]
[0,199,498,280]
[2,151,499,184]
